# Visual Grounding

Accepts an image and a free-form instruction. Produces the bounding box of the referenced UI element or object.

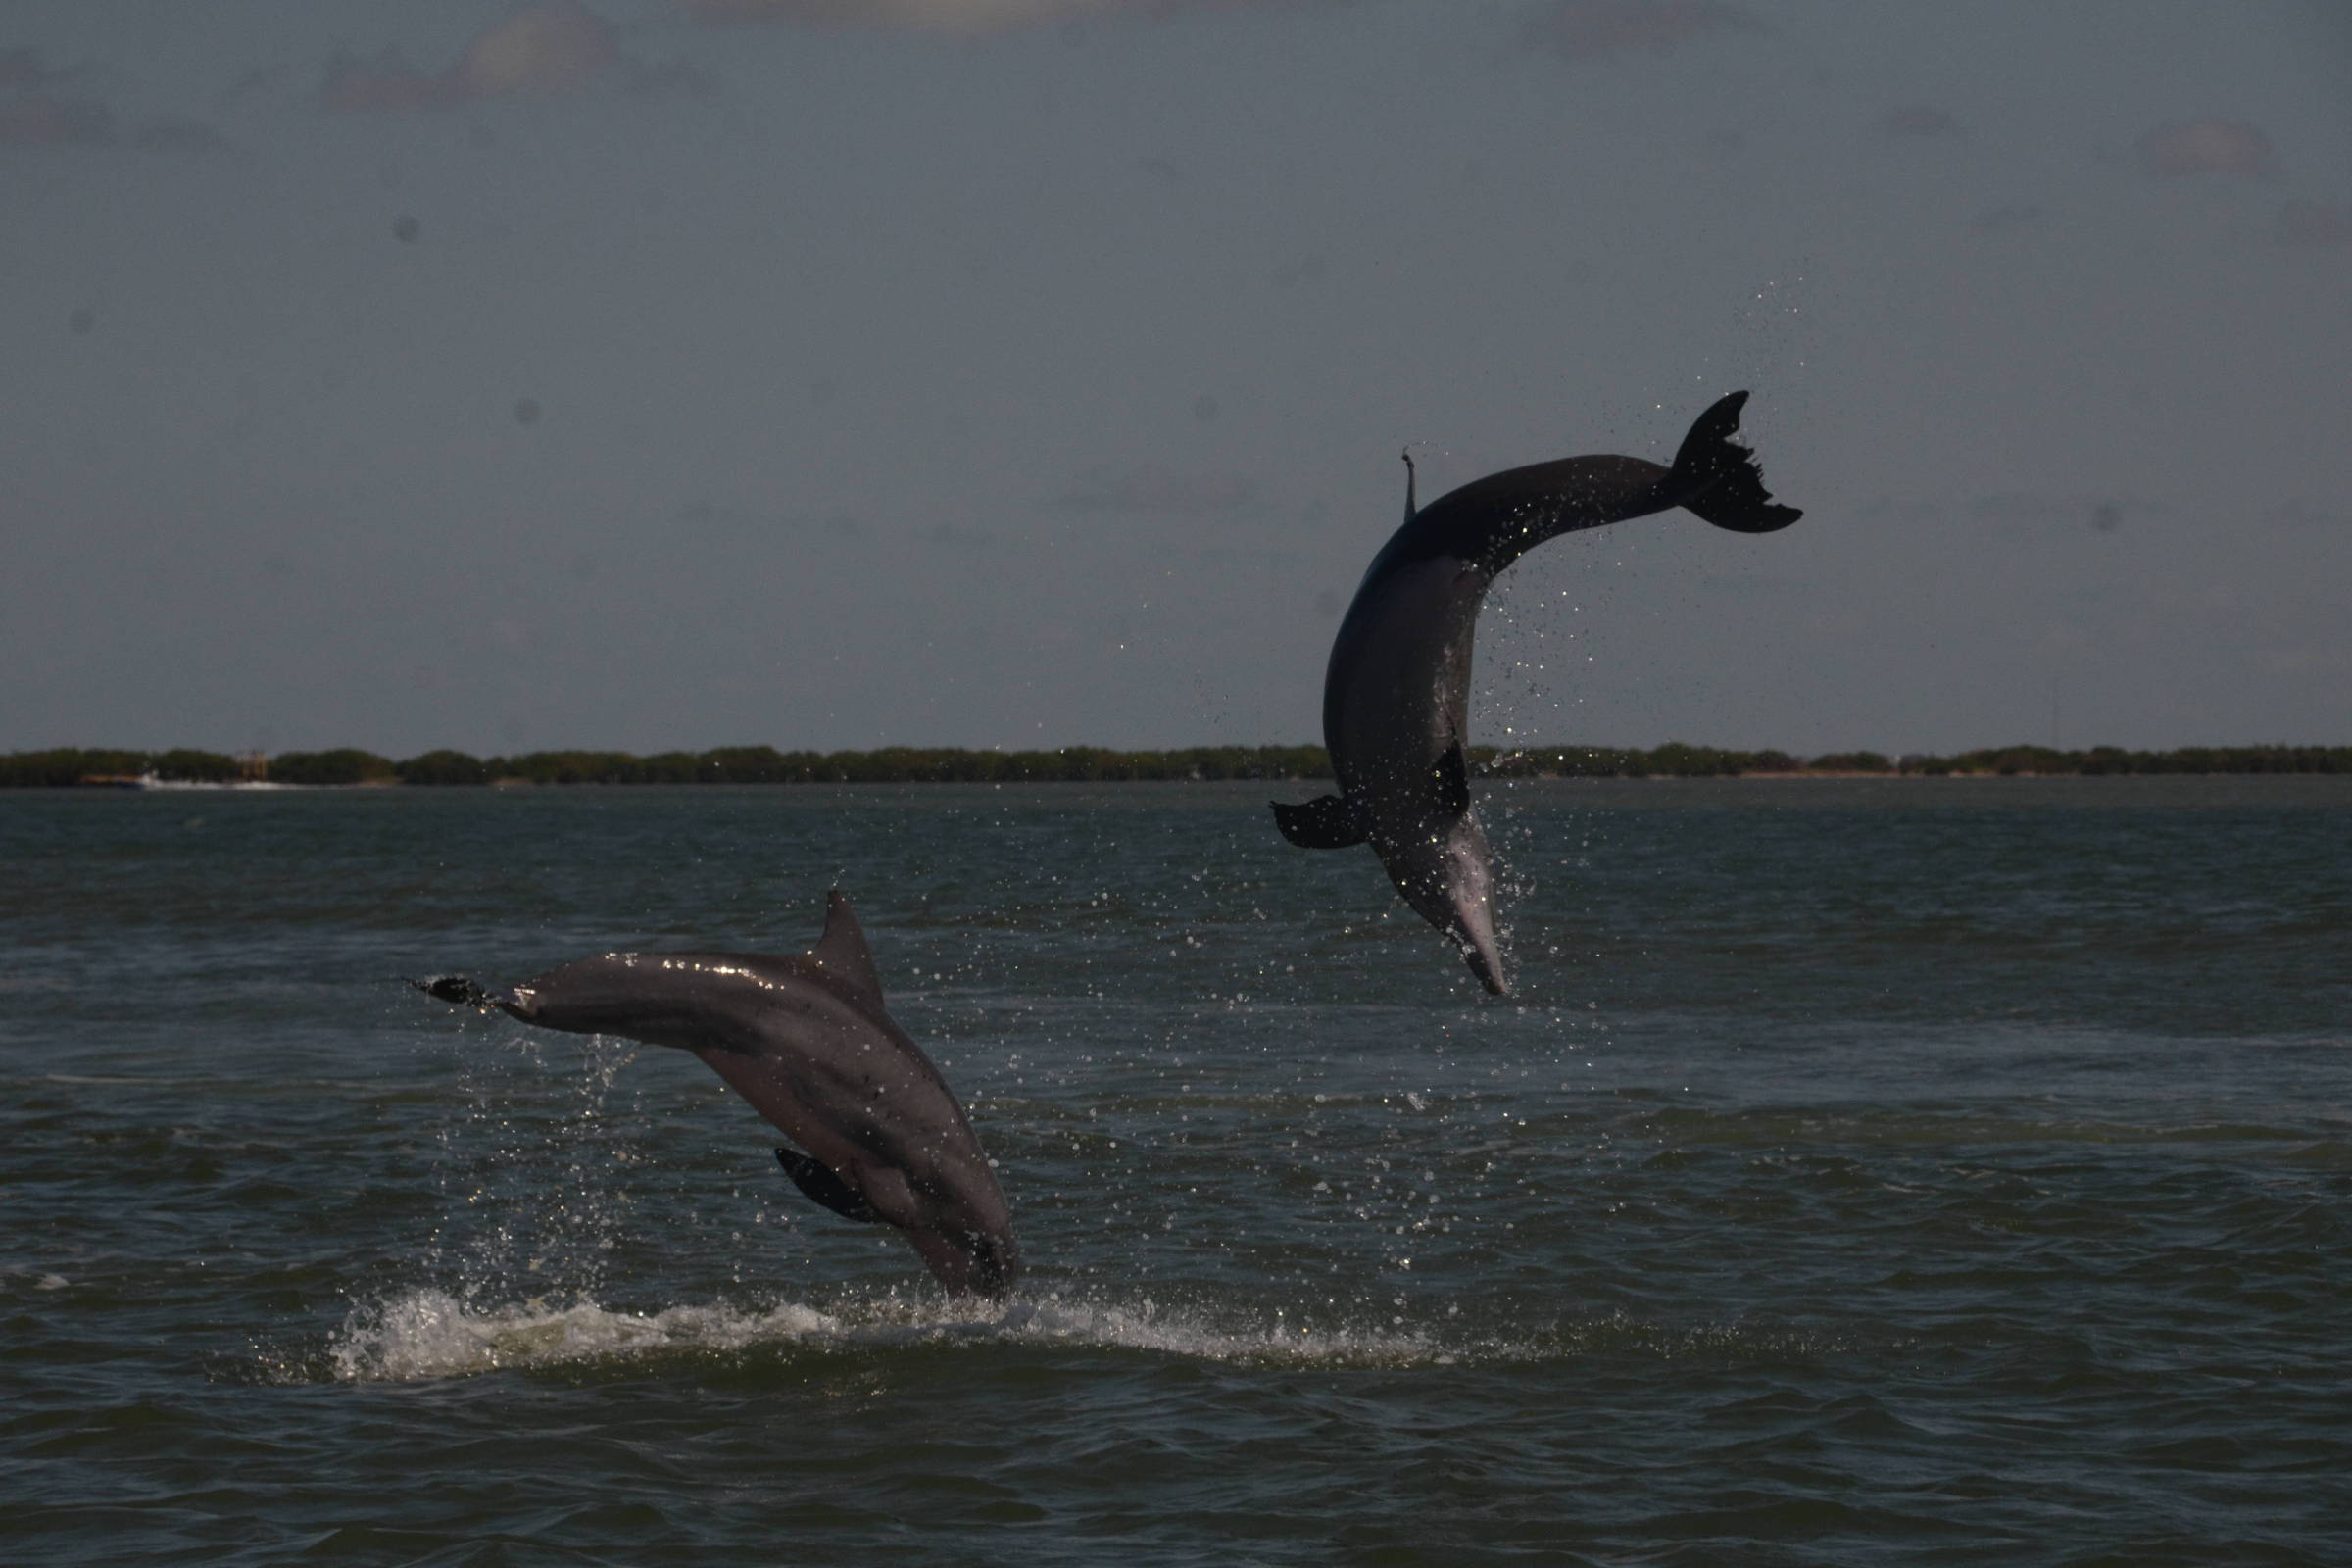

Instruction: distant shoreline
[6,742,2348,789]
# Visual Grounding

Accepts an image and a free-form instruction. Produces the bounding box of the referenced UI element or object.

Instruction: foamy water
[323,1286,1513,1382]
[10,782,2352,1565]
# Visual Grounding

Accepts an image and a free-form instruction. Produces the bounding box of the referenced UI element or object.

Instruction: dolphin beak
[907,1224,1022,1298]
[413,975,491,1006]
[1461,943,1510,997]
[966,1232,1020,1298]
[409,975,532,1016]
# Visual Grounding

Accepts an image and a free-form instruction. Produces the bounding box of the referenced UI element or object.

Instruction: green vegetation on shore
[1482,743,2352,778]
[6,742,2350,788]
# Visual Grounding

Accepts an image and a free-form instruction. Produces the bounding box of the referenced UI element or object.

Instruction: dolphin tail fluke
[1670,390,1801,534]
[1272,792,1370,850]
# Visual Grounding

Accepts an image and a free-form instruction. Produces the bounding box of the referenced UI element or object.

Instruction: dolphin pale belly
[1274,391,1801,995]
[417,891,1019,1297]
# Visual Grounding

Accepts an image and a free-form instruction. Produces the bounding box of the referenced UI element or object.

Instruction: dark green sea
[4,779,2348,1565]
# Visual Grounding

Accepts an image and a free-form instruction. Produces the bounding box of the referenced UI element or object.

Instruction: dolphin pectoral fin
[1271,793,1370,850]
[1435,742,1471,817]
[774,1147,884,1224]
[808,890,886,1004]
[1670,390,1801,534]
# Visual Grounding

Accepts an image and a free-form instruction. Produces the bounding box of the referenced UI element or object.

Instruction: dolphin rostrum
[1273,391,1801,996]
[416,891,1019,1297]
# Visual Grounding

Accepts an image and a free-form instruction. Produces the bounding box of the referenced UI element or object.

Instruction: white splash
[329,1289,837,1382]
[323,1286,1494,1383]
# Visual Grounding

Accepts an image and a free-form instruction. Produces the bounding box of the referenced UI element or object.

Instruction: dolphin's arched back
[418,892,1020,1297]
[1275,392,1802,994]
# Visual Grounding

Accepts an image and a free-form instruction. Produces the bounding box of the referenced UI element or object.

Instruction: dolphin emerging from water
[1274,391,1801,996]
[416,891,1019,1297]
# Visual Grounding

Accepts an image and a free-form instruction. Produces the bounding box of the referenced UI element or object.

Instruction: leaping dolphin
[416,891,1020,1297]
[1273,391,1801,996]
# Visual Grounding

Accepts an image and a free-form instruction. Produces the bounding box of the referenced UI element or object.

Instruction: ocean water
[3,778,2348,1566]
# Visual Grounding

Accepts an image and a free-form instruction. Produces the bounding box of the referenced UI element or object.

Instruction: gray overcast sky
[4,0,2348,758]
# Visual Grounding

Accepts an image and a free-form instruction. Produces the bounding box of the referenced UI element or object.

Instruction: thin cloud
[1877,105,1959,139]
[1,47,226,153]
[321,2,625,113]
[923,520,999,548]
[131,117,229,154]
[452,2,619,97]
[0,91,113,147]
[684,0,1103,28]
[2134,119,2276,178]
[0,46,77,91]
[1971,202,2044,234]
[679,0,1347,36]
[319,49,444,114]
[614,57,717,97]
[1520,0,1758,61]
[2277,199,2351,248]
[1052,466,1258,517]
[2267,502,2343,530]
[1968,493,2157,532]
[216,64,292,112]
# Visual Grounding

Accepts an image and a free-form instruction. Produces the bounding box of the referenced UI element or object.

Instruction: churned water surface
[3,780,2348,1565]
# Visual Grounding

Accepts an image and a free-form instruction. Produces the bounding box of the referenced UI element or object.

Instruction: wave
[321,1288,1466,1382]
[316,1286,1846,1384]
[325,1290,839,1381]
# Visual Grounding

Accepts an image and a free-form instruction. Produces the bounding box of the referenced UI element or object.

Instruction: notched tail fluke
[1670,389,1802,534]
[1272,792,1370,850]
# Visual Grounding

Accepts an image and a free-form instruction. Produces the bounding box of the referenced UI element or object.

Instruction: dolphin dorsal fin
[809,890,885,1003]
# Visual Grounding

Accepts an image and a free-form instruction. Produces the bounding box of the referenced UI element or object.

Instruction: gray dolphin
[416,891,1019,1297]
[1274,391,1801,996]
